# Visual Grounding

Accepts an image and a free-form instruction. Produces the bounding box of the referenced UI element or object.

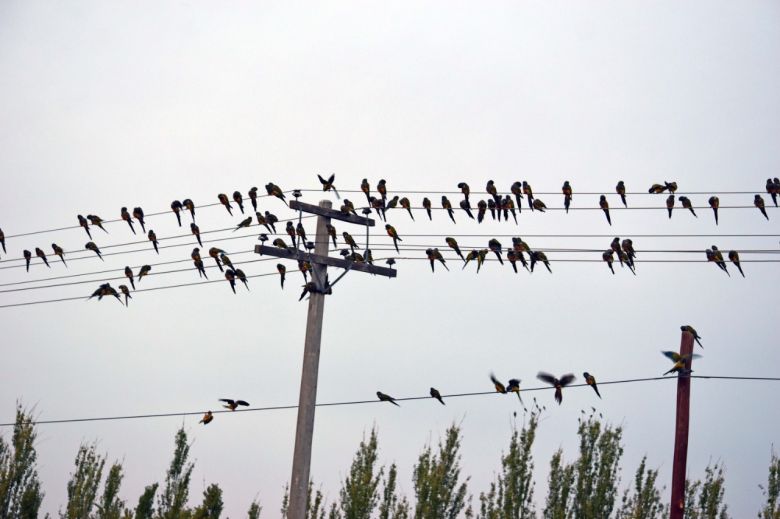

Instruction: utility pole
[669,329,695,518]
[255,199,396,519]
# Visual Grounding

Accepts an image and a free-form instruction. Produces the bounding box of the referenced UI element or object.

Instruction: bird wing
[559,374,576,387]
[536,372,557,385]
[236,400,250,406]
[662,351,681,362]
[218,399,235,405]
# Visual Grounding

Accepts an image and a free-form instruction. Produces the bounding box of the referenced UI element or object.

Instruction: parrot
[220,399,250,411]
[536,372,576,405]
[562,181,573,213]
[385,225,402,253]
[171,200,183,226]
[679,196,697,217]
[317,174,340,198]
[445,237,465,261]
[708,196,719,225]
[616,181,627,207]
[376,391,399,406]
[120,207,136,234]
[599,195,611,225]
[124,266,135,290]
[85,242,103,261]
[422,197,432,220]
[680,325,703,348]
[430,387,445,405]
[87,215,108,233]
[277,263,286,288]
[728,250,744,277]
[583,372,601,398]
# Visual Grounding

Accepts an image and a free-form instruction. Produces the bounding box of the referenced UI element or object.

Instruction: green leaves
[0,405,44,519]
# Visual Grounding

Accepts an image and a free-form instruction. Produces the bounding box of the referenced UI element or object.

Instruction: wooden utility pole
[255,199,396,519]
[670,329,695,518]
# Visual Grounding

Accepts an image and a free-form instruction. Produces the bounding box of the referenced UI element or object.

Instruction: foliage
[0,404,44,519]
[134,484,158,519]
[337,428,383,519]
[684,462,729,519]
[156,427,194,519]
[412,424,470,519]
[191,484,223,519]
[247,498,262,519]
[759,449,780,519]
[616,456,666,519]
[380,463,410,519]
[61,442,106,519]
[96,462,127,519]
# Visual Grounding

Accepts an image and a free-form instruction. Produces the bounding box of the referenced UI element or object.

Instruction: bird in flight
[536,372,576,405]
[219,398,250,411]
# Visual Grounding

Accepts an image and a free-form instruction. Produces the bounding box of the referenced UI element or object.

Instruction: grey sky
[1,1,779,516]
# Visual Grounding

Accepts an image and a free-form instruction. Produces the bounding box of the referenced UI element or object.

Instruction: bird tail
[736,264,745,277]
[620,194,627,207]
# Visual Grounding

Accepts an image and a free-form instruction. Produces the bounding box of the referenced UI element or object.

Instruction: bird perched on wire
[182,199,196,221]
[445,237,465,262]
[124,266,135,290]
[118,285,131,306]
[621,239,636,262]
[536,372,576,405]
[218,193,233,215]
[490,373,507,394]
[711,246,729,277]
[562,181,573,213]
[324,224,338,248]
[119,207,136,234]
[426,248,449,272]
[616,181,627,207]
[170,200,183,226]
[769,179,779,207]
[459,199,474,220]
[368,197,386,221]
[190,223,202,247]
[506,378,524,404]
[501,196,516,224]
[377,179,388,201]
[599,195,611,225]
[458,182,470,201]
[220,398,250,411]
[0,228,5,254]
[254,212,272,233]
[341,199,357,216]
[191,246,203,266]
[665,181,678,194]
[360,178,371,203]
[207,247,224,271]
[476,200,487,223]
[232,191,245,214]
[708,196,719,225]
[298,259,312,282]
[199,411,213,425]
[317,173,340,198]
[138,264,152,283]
[415,197,429,221]
[395,197,412,220]
[441,196,456,224]
[705,248,726,276]
[385,225,402,253]
[263,211,278,233]
[296,223,307,245]
[52,243,66,266]
[530,251,552,273]
[377,391,399,406]
[193,257,207,279]
[680,325,703,348]
[265,183,288,206]
[132,207,146,233]
[148,230,159,254]
[87,215,108,234]
[510,181,524,212]
[85,242,103,261]
[342,232,358,252]
[610,237,622,264]
[488,239,504,265]
[728,250,744,277]
[462,250,478,270]
[662,351,700,376]
[476,249,488,273]
[88,283,123,304]
[23,250,32,272]
[602,250,615,274]
[679,196,697,217]
[522,181,535,209]
[248,187,259,212]
[649,183,666,194]
[665,195,675,219]
[233,216,252,232]
[755,194,769,220]
[219,253,235,272]
[34,248,50,268]
[276,264,286,288]
[506,249,521,273]
[430,387,445,405]
[77,215,92,239]
[486,180,500,203]
[532,199,547,212]
[583,372,601,398]
[224,269,237,294]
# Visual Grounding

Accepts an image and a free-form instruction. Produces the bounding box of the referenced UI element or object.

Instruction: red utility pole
[669,329,695,518]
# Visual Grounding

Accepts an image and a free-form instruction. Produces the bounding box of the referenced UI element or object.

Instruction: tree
[412,424,470,519]
[95,462,127,519]
[684,462,729,519]
[338,427,383,519]
[247,499,262,519]
[0,404,44,519]
[759,449,780,519]
[191,484,223,519]
[61,442,106,519]
[380,463,410,519]
[134,484,158,519]
[157,427,194,519]
[543,449,575,519]
[616,456,666,519]
[280,481,329,519]
[478,410,539,519]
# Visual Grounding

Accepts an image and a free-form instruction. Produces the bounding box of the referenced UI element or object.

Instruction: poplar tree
[412,424,470,519]
[759,449,780,519]
[0,405,44,519]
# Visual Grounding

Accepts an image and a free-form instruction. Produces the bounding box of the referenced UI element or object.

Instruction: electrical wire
[1,374,777,427]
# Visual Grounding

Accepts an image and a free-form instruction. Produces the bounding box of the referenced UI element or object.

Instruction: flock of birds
[0,176,775,305]
[194,324,704,424]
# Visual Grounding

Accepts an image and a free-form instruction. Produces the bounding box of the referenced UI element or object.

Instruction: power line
[299,188,770,196]
[1,374,777,427]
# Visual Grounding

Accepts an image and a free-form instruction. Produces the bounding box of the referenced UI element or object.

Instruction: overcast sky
[1,1,779,517]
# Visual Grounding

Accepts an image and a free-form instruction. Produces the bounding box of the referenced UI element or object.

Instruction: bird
[476,200,487,223]
[85,242,103,261]
[530,251,552,273]
[507,249,521,273]
[0,228,4,253]
[583,372,601,398]
[442,196,456,224]
[458,182,470,201]
[599,195,611,225]
[193,258,208,279]
[199,411,213,425]
[377,179,387,201]
[218,193,233,215]
[503,196,518,224]
[649,183,666,194]
[341,199,357,216]
[77,215,92,239]
[265,183,288,206]
[120,207,136,234]
[679,196,697,217]
[532,199,546,212]
[277,264,286,288]
[220,253,235,272]
[234,216,252,232]
[254,212,272,234]
[486,180,499,203]
[602,250,615,274]
[536,372,576,405]
[191,246,203,264]
[430,387,445,405]
[206,247,224,271]
[462,250,478,270]
[662,351,700,376]
[118,284,131,305]
[124,266,135,290]
[132,207,146,233]
[342,232,358,252]
[369,197,385,221]
[296,223,307,245]
[562,181,573,213]
[484,198,495,221]
[621,238,636,262]
[414,197,429,221]
[666,195,675,219]
[190,223,203,247]
[522,181,535,209]
[610,237,622,263]
[23,249,32,272]
[506,378,524,404]
[182,199,196,221]
[680,325,703,348]
[248,187,259,212]
[138,265,152,282]
[488,239,504,265]
[490,373,507,394]
[385,225,402,253]
[360,178,371,203]
[708,196,719,225]
[460,199,475,220]
[52,243,66,266]
[273,238,288,249]
[298,259,312,282]
[318,173,340,198]
[426,248,449,272]
[233,191,245,214]
[220,398,250,411]
[299,281,316,301]
[321,224,337,248]
[616,181,627,207]
[769,178,779,207]
[728,250,745,277]
[170,200,183,226]
[88,283,123,304]
[399,197,414,220]
[376,391,399,406]
[263,211,278,233]
[476,249,488,273]
[711,245,730,276]
[755,195,769,220]
[510,182,524,212]
[34,247,50,268]
[445,237,465,262]
[87,215,108,233]
[225,269,237,294]
[148,230,159,254]
[665,181,678,194]
[618,249,635,275]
